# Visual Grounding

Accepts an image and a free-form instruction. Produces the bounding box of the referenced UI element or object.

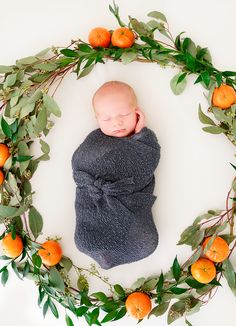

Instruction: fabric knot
[73,170,135,203]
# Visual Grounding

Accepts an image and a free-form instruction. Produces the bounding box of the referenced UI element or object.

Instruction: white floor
[0,0,236,325]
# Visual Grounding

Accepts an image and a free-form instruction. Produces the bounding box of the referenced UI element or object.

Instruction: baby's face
[94,91,138,137]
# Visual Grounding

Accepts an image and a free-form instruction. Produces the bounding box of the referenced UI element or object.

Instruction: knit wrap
[71,127,161,269]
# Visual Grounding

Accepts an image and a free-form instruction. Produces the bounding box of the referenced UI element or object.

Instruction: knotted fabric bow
[74,170,135,200]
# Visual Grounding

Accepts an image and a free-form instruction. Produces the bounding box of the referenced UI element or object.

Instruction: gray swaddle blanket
[71,126,161,269]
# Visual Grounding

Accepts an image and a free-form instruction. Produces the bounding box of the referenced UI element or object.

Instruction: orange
[2,232,24,258]
[88,27,111,48]
[125,292,152,319]
[111,27,135,48]
[202,236,229,262]
[38,240,62,266]
[191,257,216,284]
[0,144,10,167]
[0,169,4,185]
[212,84,236,109]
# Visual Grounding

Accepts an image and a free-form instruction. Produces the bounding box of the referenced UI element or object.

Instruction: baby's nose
[113,118,123,127]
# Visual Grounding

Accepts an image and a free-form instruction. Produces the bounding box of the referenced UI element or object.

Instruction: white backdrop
[0,0,236,325]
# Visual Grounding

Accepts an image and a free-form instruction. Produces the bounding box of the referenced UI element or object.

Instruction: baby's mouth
[113,129,125,133]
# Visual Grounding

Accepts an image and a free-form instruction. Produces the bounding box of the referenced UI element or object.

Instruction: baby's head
[92,81,139,137]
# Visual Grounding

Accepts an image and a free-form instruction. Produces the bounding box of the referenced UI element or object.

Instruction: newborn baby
[71,81,161,269]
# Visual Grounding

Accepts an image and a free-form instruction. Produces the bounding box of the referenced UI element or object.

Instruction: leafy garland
[0,2,236,326]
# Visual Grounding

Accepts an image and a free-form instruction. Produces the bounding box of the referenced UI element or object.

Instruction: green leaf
[220,234,236,245]
[167,300,186,324]
[121,51,138,64]
[203,234,216,254]
[174,32,185,50]
[91,292,108,303]
[20,102,35,119]
[172,256,181,282]
[170,72,187,95]
[11,260,22,279]
[59,256,73,272]
[38,286,45,306]
[185,318,193,326]
[176,72,187,85]
[101,310,118,323]
[185,277,205,289]
[49,266,66,292]
[40,139,50,154]
[16,155,33,162]
[4,73,17,88]
[129,17,151,36]
[113,307,127,321]
[204,221,227,236]
[198,104,215,125]
[84,307,100,325]
[28,206,43,240]
[184,247,202,268]
[78,44,92,53]
[147,11,167,22]
[29,72,51,83]
[114,284,126,297]
[222,259,235,289]
[1,268,9,286]
[76,306,89,317]
[43,93,61,117]
[0,65,14,73]
[209,278,221,286]
[43,298,49,318]
[156,272,164,293]
[32,253,42,272]
[23,260,30,277]
[77,64,95,79]
[1,117,12,138]
[67,297,77,315]
[177,225,200,245]
[65,314,74,326]
[0,204,28,219]
[148,302,169,318]
[130,277,146,290]
[48,298,59,318]
[16,56,38,65]
[77,274,89,292]
[200,71,211,88]
[142,278,158,291]
[185,52,197,72]
[170,287,188,294]
[60,49,79,57]
[202,126,225,134]
[190,229,205,249]
[193,212,215,225]
[33,62,57,72]
[35,106,47,134]
[212,107,232,124]
[0,255,12,260]
[18,140,31,174]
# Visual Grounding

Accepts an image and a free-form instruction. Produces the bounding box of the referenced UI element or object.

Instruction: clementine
[125,292,152,319]
[0,169,4,185]
[111,27,135,48]
[0,144,10,167]
[88,27,111,48]
[2,232,24,258]
[38,240,62,266]
[202,236,229,262]
[191,257,216,284]
[212,84,236,109]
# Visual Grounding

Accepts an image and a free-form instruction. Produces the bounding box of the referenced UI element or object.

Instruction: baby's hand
[135,109,146,134]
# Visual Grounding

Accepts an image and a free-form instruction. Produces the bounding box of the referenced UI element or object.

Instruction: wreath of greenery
[0,2,236,326]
